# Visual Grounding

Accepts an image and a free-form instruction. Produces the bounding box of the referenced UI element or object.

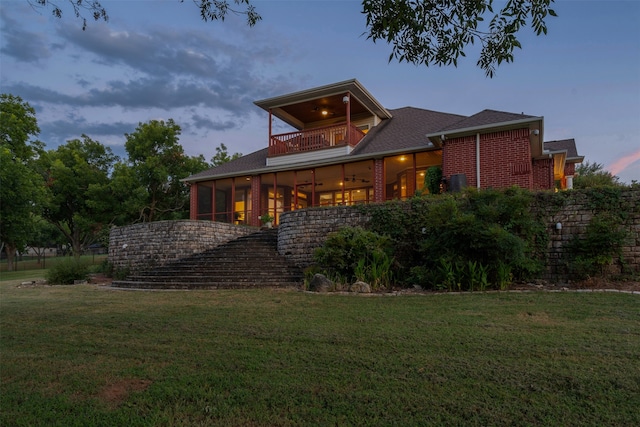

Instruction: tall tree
[38,135,118,257]
[210,143,242,167]
[32,0,554,77]
[0,148,46,270]
[0,94,46,271]
[120,119,209,222]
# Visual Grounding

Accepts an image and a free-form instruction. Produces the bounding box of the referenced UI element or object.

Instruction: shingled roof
[438,109,540,133]
[544,138,582,160]
[183,107,547,183]
[184,107,466,182]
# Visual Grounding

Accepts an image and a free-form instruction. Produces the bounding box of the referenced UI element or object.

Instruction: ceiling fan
[344,174,370,184]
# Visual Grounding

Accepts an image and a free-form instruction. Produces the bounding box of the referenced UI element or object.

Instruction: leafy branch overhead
[30,0,555,77]
[362,0,557,77]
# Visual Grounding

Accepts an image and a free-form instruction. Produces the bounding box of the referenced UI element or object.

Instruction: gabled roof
[351,107,466,155]
[544,139,583,161]
[254,79,392,128]
[439,109,539,133]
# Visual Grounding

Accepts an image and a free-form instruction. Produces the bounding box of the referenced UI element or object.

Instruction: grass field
[1,283,639,426]
[0,255,107,283]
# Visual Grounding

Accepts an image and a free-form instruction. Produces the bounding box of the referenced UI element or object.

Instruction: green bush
[314,226,393,288]
[46,258,90,285]
[565,212,628,279]
[360,186,547,290]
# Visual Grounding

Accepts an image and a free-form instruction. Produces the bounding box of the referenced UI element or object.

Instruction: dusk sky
[1,0,639,183]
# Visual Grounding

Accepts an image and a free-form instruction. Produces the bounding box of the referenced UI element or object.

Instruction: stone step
[111,228,303,290]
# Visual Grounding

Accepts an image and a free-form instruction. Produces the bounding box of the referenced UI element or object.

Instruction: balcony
[268,122,366,157]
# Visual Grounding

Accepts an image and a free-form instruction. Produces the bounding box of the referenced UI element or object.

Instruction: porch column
[189,183,197,220]
[251,176,261,227]
[374,158,385,202]
[345,93,350,145]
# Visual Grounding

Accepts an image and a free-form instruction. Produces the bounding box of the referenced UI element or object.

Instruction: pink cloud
[608,149,640,176]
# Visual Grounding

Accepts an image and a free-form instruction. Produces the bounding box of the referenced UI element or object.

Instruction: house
[184,79,582,227]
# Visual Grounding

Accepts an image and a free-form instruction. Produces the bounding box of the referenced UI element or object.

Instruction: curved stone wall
[277,206,370,268]
[109,220,255,273]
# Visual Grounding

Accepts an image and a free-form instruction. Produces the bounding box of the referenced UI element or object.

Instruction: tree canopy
[0,95,46,270]
[29,0,556,77]
[119,119,209,222]
[38,135,118,257]
[573,161,622,189]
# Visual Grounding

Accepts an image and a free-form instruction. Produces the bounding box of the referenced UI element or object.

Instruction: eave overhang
[425,116,545,157]
[254,79,392,129]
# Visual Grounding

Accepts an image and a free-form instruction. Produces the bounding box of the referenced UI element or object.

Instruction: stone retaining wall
[108,220,255,273]
[278,188,640,281]
[277,206,370,268]
[534,188,639,280]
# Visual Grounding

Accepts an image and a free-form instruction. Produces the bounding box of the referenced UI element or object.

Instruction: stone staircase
[111,228,304,289]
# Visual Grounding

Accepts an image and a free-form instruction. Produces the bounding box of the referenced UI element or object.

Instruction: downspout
[476,133,481,188]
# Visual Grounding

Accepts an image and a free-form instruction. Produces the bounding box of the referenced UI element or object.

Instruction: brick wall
[108,220,254,273]
[533,158,554,190]
[442,135,477,187]
[442,128,539,190]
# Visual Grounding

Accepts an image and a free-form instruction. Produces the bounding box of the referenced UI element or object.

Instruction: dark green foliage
[565,213,628,279]
[425,165,442,194]
[313,226,393,286]
[361,187,547,290]
[46,258,89,285]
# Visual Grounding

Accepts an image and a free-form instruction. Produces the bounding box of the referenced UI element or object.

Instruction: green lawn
[1,284,638,426]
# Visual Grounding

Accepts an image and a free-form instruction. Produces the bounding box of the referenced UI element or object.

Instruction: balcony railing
[268,122,365,157]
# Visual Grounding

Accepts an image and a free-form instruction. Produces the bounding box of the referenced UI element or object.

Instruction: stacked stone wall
[278,188,640,281]
[277,206,370,268]
[532,188,640,280]
[108,220,254,273]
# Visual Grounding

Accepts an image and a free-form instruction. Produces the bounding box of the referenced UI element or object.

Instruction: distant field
[1,284,638,426]
[0,255,107,283]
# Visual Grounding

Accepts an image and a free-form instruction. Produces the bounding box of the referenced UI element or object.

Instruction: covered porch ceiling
[254,79,392,130]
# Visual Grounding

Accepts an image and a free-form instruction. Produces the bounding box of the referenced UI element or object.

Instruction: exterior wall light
[555,222,562,231]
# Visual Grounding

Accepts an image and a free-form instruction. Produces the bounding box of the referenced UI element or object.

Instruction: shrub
[46,258,90,285]
[313,226,393,287]
[360,186,546,289]
[565,212,628,279]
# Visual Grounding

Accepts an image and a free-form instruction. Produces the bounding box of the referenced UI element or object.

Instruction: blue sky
[1,0,639,183]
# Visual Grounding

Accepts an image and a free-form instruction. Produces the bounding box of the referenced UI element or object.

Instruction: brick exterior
[442,128,539,190]
[442,135,478,187]
[189,184,197,220]
[533,158,554,190]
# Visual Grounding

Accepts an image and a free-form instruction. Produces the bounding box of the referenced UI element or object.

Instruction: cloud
[608,149,640,177]
[190,114,237,132]
[40,117,136,146]
[0,8,51,63]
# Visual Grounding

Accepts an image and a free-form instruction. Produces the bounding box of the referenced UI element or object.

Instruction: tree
[0,148,46,270]
[573,161,622,189]
[32,0,554,77]
[363,0,557,77]
[29,0,260,30]
[0,94,46,271]
[0,94,43,160]
[38,135,118,257]
[119,119,209,222]
[210,143,242,167]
